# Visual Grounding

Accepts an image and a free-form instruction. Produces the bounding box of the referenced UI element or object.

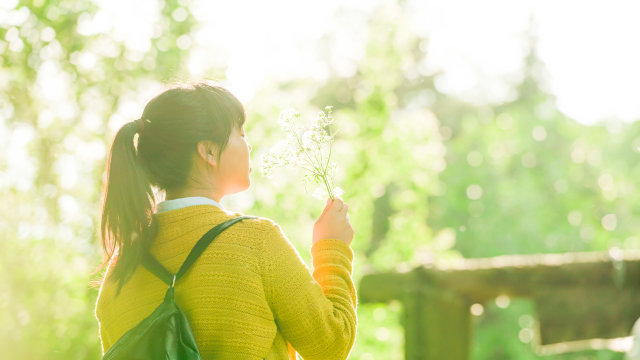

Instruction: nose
[248,143,252,152]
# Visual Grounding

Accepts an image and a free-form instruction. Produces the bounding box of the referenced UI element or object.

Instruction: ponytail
[90,82,246,294]
[96,120,158,296]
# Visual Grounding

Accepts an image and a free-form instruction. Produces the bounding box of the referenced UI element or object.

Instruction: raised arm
[261,199,357,360]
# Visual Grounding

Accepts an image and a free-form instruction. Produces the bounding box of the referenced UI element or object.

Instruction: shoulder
[225,214,296,261]
[221,210,284,237]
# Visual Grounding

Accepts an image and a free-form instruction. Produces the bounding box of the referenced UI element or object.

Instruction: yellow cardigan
[94,205,357,360]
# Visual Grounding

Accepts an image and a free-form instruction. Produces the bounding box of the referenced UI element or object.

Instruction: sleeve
[261,221,357,360]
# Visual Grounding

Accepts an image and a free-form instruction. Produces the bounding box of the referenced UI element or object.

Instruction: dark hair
[92,82,246,295]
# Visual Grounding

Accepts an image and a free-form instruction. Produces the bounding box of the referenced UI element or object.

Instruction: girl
[94,82,357,360]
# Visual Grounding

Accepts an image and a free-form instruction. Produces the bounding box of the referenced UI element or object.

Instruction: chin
[228,179,251,195]
[242,174,251,189]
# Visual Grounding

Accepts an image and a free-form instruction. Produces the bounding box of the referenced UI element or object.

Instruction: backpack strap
[175,216,256,281]
[141,216,256,287]
[142,251,175,287]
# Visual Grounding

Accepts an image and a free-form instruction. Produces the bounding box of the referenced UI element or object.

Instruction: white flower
[301,131,314,152]
[262,106,344,200]
[313,106,334,128]
[278,108,300,133]
[261,140,296,178]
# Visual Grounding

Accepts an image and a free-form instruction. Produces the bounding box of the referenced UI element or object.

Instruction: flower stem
[320,171,334,200]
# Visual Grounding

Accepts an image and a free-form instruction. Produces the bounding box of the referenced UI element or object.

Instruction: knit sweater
[94,205,357,360]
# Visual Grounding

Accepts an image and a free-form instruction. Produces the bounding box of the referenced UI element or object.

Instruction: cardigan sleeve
[261,221,357,360]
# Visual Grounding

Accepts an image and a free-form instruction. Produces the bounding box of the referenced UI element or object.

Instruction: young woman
[94,82,356,360]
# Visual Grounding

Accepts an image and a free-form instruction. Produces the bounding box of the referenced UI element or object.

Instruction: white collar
[156,196,223,213]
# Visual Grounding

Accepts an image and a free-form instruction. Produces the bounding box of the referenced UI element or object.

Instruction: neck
[165,188,223,203]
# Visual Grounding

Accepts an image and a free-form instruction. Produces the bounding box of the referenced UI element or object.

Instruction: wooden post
[403,270,472,360]
[358,250,640,359]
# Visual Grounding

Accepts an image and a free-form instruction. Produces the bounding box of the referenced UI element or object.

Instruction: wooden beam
[357,250,640,359]
[359,250,640,304]
[358,269,412,303]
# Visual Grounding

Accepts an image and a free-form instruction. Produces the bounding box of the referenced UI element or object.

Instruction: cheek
[221,149,251,190]
[220,144,250,178]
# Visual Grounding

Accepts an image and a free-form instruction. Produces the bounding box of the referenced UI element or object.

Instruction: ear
[196,141,217,167]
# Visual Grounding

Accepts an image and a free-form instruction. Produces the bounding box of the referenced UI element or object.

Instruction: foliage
[0,233,101,359]
[0,0,636,359]
[0,0,195,358]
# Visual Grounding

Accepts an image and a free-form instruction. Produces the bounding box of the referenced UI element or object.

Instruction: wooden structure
[358,250,640,360]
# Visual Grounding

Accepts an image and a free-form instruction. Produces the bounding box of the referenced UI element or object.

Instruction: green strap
[175,216,255,280]
[142,216,255,287]
[142,252,174,286]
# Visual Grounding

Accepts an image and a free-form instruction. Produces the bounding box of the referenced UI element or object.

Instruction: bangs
[195,82,246,130]
[233,101,246,129]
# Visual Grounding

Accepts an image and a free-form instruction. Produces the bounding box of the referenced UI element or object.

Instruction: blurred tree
[0,0,196,358]
[0,0,637,359]
[422,24,632,360]
[307,3,634,360]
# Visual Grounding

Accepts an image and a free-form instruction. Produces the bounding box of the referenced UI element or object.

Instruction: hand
[312,196,354,246]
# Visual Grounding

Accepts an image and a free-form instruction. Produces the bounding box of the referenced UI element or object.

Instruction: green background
[0,0,635,359]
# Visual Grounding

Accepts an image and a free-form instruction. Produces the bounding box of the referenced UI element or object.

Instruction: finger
[338,202,348,214]
[325,198,333,210]
[326,199,340,212]
[320,198,332,217]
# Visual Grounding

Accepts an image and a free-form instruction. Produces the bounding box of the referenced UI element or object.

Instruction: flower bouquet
[262,106,344,200]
